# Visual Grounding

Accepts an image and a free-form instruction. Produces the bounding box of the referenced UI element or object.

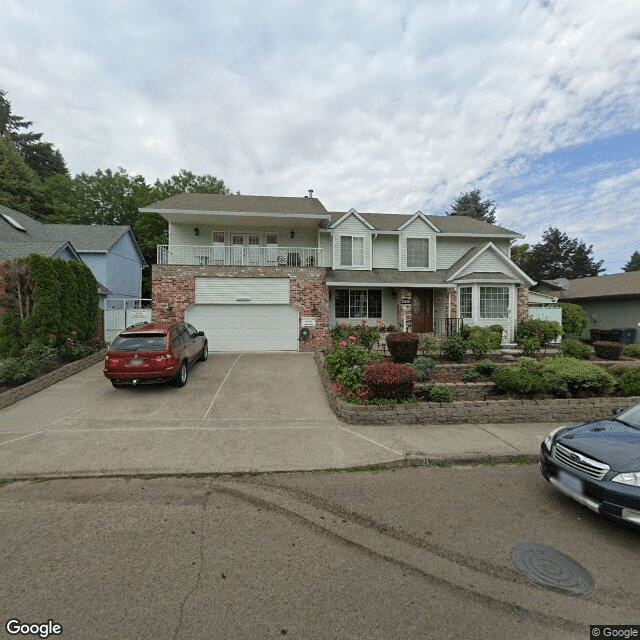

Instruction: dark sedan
[540,404,640,529]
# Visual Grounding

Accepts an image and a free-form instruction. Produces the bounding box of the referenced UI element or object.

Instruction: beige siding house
[145,193,535,352]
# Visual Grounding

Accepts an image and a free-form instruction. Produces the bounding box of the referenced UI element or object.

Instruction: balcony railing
[157,245,325,267]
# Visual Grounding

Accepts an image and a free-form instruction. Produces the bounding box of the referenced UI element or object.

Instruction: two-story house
[144,192,534,352]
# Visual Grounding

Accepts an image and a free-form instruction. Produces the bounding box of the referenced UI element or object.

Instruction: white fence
[157,245,325,267]
[528,306,563,343]
[103,299,152,344]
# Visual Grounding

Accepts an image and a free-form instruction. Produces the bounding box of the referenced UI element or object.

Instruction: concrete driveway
[0,352,407,478]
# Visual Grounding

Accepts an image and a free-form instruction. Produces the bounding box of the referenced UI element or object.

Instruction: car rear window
[110,334,167,352]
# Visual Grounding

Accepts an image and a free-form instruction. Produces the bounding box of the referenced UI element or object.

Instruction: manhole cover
[511,543,593,595]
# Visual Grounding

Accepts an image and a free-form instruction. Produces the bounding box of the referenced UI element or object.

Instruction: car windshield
[615,404,640,429]
[110,334,167,352]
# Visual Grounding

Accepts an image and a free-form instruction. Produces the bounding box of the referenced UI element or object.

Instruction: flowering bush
[324,342,382,393]
[330,321,381,350]
[364,361,415,400]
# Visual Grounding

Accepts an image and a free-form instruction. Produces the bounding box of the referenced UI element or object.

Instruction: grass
[346,465,387,473]
[0,479,10,487]
[404,450,427,457]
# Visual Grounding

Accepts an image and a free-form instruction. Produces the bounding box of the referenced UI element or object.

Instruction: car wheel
[173,361,188,387]
[200,341,208,361]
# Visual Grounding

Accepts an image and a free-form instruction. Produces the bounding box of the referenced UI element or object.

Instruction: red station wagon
[104,321,208,388]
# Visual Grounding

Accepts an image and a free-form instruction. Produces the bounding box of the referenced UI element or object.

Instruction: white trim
[143,207,331,221]
[330,208,376,230]
[338,234,367,269]
[447,242,535,285]
[327,281,451,288]
[397,210,440,233]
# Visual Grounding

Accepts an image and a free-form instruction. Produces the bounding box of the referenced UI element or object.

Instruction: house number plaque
[301,317,316,327]
[401,298,412,304]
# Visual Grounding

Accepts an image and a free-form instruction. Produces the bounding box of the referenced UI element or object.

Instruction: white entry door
[230,233,261,266]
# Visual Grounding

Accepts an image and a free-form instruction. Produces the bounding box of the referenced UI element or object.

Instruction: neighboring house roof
[141,193,329,217]
[560,272,640,301]
[329,210,523,237]
[0,205,146,266]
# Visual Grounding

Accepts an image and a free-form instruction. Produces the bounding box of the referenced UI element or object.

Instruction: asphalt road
[1,463,637,640]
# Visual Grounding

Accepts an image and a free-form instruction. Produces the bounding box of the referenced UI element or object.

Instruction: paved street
[1,464,637,640]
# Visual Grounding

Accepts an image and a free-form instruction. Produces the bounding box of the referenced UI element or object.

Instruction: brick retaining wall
[315,352,640,425]
[0,350,107,411]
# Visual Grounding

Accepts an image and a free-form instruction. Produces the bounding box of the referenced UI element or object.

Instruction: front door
[412,289,433,332]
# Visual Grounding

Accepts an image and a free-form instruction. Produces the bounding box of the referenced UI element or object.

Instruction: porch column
[516,285,529,323]
[396,288,413,332]
[448,287,457,318]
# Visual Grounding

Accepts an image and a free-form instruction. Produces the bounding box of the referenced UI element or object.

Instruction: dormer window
[340,235,365,267]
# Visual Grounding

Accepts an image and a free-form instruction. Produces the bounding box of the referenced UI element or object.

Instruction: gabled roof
[141,193,329,217]
[560,272,640,300]
[446,242,535,286]
[0,205,145,266]
[329,210,522,237]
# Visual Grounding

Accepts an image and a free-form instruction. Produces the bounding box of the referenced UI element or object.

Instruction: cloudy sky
[2,0,639,272]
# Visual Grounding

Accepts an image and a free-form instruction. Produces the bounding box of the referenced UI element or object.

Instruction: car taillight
[164,354,178,368]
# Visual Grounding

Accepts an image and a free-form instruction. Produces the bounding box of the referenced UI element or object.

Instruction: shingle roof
[329,210,522,236]
[0,205,139,258]
[560,272,640,300]
[141,193,329,216]
[326,268,449,286]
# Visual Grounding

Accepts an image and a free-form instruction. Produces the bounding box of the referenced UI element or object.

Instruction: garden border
[0,349,107,411]
[314,352,640,425]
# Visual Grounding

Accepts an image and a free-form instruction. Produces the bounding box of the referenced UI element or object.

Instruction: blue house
[0,204,146,310]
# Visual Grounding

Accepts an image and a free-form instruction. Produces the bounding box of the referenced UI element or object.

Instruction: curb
[0,349,107,411]
[0,452,543,483]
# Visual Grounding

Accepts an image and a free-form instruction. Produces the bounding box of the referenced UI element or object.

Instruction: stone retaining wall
[0,350,107,411]
[315,352,640,425]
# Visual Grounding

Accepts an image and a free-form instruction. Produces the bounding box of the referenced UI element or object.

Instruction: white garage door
[185,304,299,351]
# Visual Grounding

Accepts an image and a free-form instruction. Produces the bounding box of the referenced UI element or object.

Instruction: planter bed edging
[0,349,108,411]
[314,352,640,425]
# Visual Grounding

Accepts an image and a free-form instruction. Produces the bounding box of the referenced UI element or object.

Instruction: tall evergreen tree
[622,250,640,272]
[445,188,497,224]
[512,227,605,283]
[0,88,68,179]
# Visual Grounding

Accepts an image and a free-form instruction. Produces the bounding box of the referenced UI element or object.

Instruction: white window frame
[339,235,366,268]
[399,234,434,271]
[334,289,383,320]
[457,284,512,321]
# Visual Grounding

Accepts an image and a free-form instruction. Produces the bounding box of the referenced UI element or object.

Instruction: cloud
[1,0,639,270]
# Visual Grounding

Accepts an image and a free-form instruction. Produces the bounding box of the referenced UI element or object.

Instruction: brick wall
[516,285,529,323]
[151,265,331,350]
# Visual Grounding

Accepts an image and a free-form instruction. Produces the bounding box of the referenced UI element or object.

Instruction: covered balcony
[157,244,326,267]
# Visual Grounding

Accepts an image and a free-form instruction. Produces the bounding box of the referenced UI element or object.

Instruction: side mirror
[612,407,623,416]
[198,331,205,336]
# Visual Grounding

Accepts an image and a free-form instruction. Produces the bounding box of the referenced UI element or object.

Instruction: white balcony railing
[157,245,325,267]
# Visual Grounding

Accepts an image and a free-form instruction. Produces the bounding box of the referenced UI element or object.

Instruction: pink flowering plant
[330,321,381,350]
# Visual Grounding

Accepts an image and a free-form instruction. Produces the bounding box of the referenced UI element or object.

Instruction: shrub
[424,385,453,402]
[410,356,437,382]
[593,341,624,360]
[624,343,640,358]
[541,357,615,398]
[491,360,549,396]
[0,311,25,357]
[558,302,588,338]
[0,356,39,384]
[386,332,420,363]
[330,321,381,350]
[558,339,593,360]
[515,319,562,352]
[441,334,467,362]
[419,336,438,354]
[518,336,542,356]
[463,358,497,381]
[324,343,382,392]
[364,361,415,400]
[619,367,640,396]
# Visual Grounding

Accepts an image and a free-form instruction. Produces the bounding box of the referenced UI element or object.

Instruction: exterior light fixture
[290,229,295,239]
[193,226,200,236]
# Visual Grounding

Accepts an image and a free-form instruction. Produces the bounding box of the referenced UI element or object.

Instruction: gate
[528,306,563,343]
[103,299,152,344]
